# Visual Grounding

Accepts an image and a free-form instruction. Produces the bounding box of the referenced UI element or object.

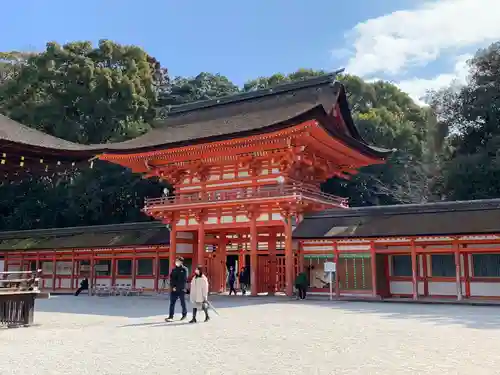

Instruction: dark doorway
[375,254,390,298]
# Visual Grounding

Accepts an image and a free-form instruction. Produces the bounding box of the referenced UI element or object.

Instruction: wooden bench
[0,270,50,327]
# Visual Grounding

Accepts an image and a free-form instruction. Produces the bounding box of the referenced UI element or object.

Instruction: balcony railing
[144,183,348,209]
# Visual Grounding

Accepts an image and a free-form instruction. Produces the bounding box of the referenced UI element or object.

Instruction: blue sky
[2,0,499,103]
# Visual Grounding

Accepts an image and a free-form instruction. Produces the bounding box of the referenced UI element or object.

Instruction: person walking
[74,277,89,296]
[294,271,308,300]
[165,256,188,322]
[239,266,249,295]
[189,265,210,323]
[227,266,237,296]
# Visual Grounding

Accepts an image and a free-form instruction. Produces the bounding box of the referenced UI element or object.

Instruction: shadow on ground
[36,294,290,319]
[36,295,500,329]
[298,299,500,330]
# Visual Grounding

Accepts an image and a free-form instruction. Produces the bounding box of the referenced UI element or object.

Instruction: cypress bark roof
[0,73,392,159]
[293,199,500,239]
[0,222,170,251]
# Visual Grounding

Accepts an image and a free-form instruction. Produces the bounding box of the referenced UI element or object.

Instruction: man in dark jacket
[165,256,189,322]
[238,266,249,295]
[227,266,237,295]
[74,277,89,296]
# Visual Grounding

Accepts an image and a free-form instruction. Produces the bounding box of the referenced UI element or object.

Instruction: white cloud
[397,54,472,105]
[344,0,500,77]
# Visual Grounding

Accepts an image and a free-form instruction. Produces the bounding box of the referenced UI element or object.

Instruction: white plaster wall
[0,260,4,271]
[60,279,72,288]
[470,282,500,297]
[428,281,457,296]
[389,281,413,295]
[136,279,155,289]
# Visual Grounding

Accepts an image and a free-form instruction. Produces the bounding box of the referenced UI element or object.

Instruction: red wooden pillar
[52,253,57,292]
[463,251,471,298]
[334,241,340,298]
[219,233,227,293]
[111,258,117,287]
[3,252,8,272]
[70,250,75,290]
[35,252,40,273]
[197,211,206,269]
[422,253,429,297]
[369,240,377,297]
[132,249,137,289]
[268,230,277,295]
[90,252,95,292]
[410,240,418,300]
[154,247,160,292]
[250,211,258,296]
[284,213,294,297]
[169,219,177,275]
[453,240,463,301]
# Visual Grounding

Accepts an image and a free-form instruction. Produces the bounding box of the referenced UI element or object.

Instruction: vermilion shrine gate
[93,74,391,295]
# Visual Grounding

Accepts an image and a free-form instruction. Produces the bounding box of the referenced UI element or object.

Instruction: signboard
[324,262,336,273]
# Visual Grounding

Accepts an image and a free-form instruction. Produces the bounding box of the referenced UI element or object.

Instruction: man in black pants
[165,256,188,322]
[74,277,89,296]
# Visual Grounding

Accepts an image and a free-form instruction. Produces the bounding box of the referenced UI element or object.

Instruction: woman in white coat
[189,265,210,323]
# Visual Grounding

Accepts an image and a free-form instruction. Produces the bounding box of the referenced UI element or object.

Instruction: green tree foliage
[0,40,162,143]
[158,72,239,110]
[0,41,168,230]
[428,42,500,200]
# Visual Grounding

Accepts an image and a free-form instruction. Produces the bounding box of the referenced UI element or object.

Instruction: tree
[0,41,169,230]
[158,72,239,112]
[0,51,34,86]
[0,40,163,144]
[429,42,500,200]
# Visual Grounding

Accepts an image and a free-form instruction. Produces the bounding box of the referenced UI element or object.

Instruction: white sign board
[324,262,336,273]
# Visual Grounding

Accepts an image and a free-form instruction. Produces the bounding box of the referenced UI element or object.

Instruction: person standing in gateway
[165,256,188,322]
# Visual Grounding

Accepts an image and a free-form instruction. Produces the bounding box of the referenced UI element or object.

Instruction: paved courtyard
[1,295,500,375]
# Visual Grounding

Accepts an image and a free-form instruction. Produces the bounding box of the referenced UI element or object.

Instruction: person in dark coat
[239,266,249,295]
[227,266,237,295]
[74,277,89,296]
[294,271,308,300]
[165,256,189,322]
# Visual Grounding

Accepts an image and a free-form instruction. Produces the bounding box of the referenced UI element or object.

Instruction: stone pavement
[1,295,499,375]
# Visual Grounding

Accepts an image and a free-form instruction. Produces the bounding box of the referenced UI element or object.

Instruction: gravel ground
[1,295,500,375]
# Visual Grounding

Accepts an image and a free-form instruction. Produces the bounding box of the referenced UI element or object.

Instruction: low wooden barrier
[0,270,50,327]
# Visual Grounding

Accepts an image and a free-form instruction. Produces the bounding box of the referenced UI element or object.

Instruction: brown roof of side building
[0,221,170,251]
[293,199,500,239]
[0,73,392,160]
[2,199,500,252]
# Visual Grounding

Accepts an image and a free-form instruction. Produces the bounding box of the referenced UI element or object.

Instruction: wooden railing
[0,270,49,327]
[144,183,348,208]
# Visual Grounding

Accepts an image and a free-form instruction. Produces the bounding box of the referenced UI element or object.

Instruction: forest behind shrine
[1,40,500,231]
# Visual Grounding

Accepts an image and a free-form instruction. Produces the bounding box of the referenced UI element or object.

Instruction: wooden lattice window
[472,254,500,277]
[431,254,455,277]
[391,255,412,277]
